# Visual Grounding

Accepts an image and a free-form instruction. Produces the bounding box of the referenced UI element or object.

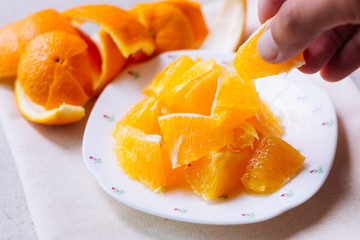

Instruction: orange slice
[233,20,305,82]
[15,79,85,125]
[158,113,233,168]
[211,70,260,129]
[113,125,182,191]
[62,4,156,58]
[0,9,79,79]
[158,58,225,115]
[143,55,196,96]
[17,31,92,110]
[247,99,284,137]
[241,134,305,194]
[184,146,252,200]
[112,96,162,136]
[232,121,259,150]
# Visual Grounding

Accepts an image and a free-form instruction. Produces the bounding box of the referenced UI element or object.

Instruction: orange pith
[233,21,305,82]
[62,4,156,58]
[17,31,91,110]
[241,134,305,194]
[95,29,127,94]
[0,9,79,79]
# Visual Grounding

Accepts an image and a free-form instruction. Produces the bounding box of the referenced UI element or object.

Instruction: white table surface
[1,1,360,239]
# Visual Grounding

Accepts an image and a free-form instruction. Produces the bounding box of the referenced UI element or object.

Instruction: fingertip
[257,28,279,63]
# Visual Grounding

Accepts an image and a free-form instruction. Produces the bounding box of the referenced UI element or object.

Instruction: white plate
[82,50,337,225]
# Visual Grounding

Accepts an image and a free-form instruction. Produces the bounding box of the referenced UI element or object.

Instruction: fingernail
[257,28,278,61]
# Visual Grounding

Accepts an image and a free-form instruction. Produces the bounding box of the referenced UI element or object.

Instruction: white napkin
[1,1,360,239]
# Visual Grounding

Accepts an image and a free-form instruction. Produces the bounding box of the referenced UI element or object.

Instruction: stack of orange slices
[0,1,208,125]
[112,19,306,199]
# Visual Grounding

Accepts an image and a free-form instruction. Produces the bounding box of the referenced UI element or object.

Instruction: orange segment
[143,55,195,96]
[17,31,91,110]
[164,0,208,47]
[95,29,127,94]
[158,113,233,168]
[15,79,85,125]
[158,59,225,115]
[112,97,162,136]
[113,125,182,191]
[62,4,156,58]
[132,2,195,53]
[0,9,79,78]
[233,20,304,82]
[211,70,260,129]
[241,134,305,194]
[232,121,259,150]
[184,147,252,200]
[247,99,284,137]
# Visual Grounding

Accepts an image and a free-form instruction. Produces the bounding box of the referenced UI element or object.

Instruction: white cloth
[1,1,360,239]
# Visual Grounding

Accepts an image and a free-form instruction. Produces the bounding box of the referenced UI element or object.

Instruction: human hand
[257,0,360,81]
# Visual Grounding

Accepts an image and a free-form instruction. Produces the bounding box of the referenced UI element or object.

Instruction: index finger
[258,0,286,23]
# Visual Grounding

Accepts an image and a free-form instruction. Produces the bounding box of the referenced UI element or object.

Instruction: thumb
[257,0,360,63]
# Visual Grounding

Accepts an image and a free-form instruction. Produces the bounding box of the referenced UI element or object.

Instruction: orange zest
[62,4,156,58]
[17,31,91,110]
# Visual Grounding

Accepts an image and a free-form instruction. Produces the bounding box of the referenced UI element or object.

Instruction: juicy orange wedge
[15,79,85,125]
[113,124,182,192]
[185,146,252,200]
[211,70,260,129]
[158,113,233,168]
[233,20,305,82]
[241,134,305,194]
[0,9,79,79]
[62,4,156,58]
[112,96,162,136]
[17,31,92,110]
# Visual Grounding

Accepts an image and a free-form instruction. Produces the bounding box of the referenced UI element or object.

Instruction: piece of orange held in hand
[233,20,305,82]
[0,9,79,79]
[62,4,156,58]
[17,31,93,110]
